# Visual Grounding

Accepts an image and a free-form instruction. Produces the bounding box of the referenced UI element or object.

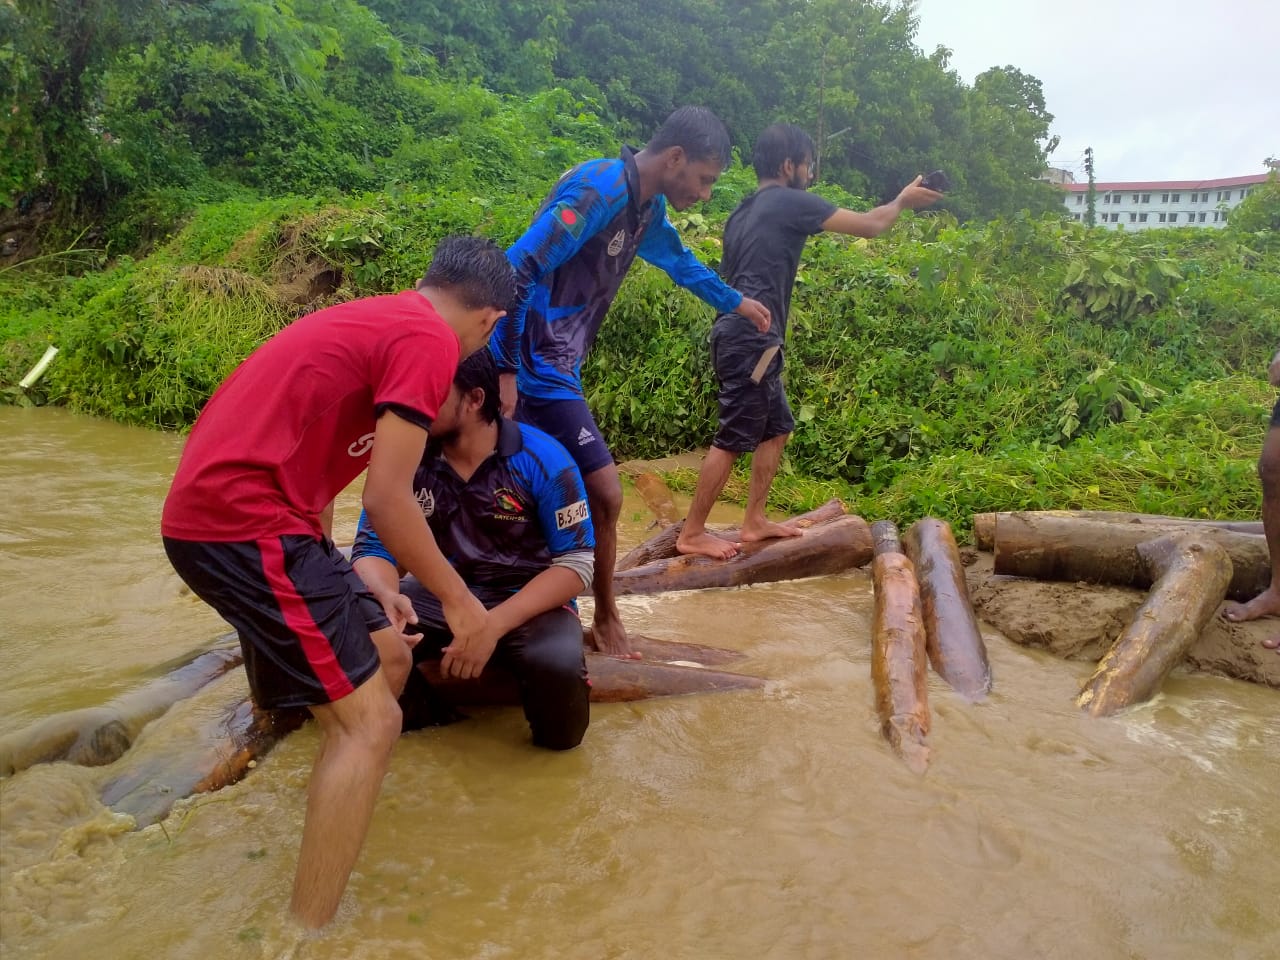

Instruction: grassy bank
[3,179,1277,533]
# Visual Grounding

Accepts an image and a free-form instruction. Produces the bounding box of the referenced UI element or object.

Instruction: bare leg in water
[1222,413,1280,652]
[582,463,639,659]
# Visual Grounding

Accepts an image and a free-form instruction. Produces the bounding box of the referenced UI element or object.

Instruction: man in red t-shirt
[162,235,513,928]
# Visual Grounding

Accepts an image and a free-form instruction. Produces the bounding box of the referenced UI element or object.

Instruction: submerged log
[615,498,848,571]
[586,630,747,666]
[974,510,1263,551]
[0,644,243,777]
[1076,535,1233,717]
[992,513,1267,602]
[102,699,308,828]
[869,522,931,774]
[904,518,992,701]
[417,651,764,707]
[613,514,872,595]
[98,633,754,827]
[633,471,680,525]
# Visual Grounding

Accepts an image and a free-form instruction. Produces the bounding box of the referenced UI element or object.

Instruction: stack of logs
[2,472,1264,822]
[978,510,1266,717]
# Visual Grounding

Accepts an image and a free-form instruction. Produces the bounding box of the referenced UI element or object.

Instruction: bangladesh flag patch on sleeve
[552,202,586,239]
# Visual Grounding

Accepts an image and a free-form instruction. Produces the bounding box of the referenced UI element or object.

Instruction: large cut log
[0,644,243,777]
[615,498,848,572]
[1076,535,1233,717]
[633,471,680,525]
[417,651,764,707]
[869,522,931,774]
[586,631,747,666]
[101,698,308,828]
[613,514,872,595]
[974,510,1263,551]
[992,513,1267,601]
[904,518,992,701]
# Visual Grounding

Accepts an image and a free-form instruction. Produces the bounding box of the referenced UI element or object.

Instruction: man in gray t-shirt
[677,124,942,559]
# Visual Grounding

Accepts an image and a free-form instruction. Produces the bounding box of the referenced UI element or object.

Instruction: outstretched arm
[822,176,943,238]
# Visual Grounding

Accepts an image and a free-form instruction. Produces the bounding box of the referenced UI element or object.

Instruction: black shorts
[163,535,386,710]
[710,325,794,453]
[517,394,614,475]
[1270,398,1280,427]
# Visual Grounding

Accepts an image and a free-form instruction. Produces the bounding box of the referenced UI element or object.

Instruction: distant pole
[1084,147,1097,227]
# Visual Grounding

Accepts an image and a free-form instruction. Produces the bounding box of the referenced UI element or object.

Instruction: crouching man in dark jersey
[351,350,597,749]
[676,124,943,559]
[495,106,773,660]
[161,237,513,929]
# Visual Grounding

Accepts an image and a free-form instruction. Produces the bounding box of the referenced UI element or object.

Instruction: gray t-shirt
[716,185,837,347]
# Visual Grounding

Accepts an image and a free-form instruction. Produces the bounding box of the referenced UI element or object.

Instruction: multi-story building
[1060,173,1271,230]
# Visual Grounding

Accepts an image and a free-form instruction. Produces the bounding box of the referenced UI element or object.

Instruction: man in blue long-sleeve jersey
[494,106,771,659]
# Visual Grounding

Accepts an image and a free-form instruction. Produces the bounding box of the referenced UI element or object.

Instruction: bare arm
[485,567,584,639]
[822,176,943,239]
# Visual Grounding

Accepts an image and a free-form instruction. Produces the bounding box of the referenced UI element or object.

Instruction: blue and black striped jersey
[493,146,742,401]
[351,418,594,603]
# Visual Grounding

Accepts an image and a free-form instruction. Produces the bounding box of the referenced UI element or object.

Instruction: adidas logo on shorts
[577,427,595,446]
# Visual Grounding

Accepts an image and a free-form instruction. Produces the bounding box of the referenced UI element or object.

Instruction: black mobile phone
[920,169,950,192]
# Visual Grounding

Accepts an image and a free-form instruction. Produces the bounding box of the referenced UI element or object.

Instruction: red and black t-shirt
[162,290,459,542]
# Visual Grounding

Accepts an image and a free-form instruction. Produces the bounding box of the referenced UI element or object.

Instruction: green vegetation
[2,0,1276,534]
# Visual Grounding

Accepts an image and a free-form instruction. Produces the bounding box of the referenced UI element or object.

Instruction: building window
[1199,212,1206,222]
[1142,194,1151,203]
[1113,213,1121,222]
[1129,212,1137,222]
[1201,192,1209,202]
[1076,195,1083,205]
[1073,213,1081,221]
[1131,193,1139,202]
[1213,211,1219,221]
[1159,213,1167,222]
[1240,189,1246,199]
[1139,213,1148,222]
[1171,193,1180,202]
[1223,209,1229,220]
[1160,193,1168,202]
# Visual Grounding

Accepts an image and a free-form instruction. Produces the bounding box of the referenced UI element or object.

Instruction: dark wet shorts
[1270,398,1280,428]
[517,394,614,475]
[710,326,794,454]
[163,535,386,710]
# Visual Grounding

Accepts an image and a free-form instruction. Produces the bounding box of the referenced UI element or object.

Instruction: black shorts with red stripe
[163,535,388,709]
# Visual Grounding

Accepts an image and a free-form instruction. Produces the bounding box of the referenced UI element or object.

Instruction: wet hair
[753,124,816,180]
[454,347,501,424]
[418,235,515,311]
[646,106,733,169]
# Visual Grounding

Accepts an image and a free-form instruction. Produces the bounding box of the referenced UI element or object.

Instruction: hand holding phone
[920,170,950,193]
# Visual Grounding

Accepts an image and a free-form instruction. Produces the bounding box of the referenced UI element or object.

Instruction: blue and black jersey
[493,146,744,401]
[351,418,595,606]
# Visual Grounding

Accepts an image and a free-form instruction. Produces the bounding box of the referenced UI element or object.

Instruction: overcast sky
[911,0,1279,183]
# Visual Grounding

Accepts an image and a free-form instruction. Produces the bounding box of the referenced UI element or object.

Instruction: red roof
[1062,172,1273,192]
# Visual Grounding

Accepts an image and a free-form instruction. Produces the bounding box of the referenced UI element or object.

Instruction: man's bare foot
[590,609,640,659]
[740,519,802,544]
[1262,637,1280,652]
[1221,586,1280,623]
[676,530,740,560]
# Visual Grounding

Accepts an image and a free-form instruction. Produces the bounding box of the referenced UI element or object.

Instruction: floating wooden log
[102,698,308,828]
[613,514,871,595]
[615,498,848,572]
[1076,535,1233,717]
[632,471,680,525]
[417,649,764,707]
[974,510,1263,551]
[869,521,931,774]
[0,644,243,777]
[585,630,747,666]
[904,518,992,701]
[991,513,1267,602]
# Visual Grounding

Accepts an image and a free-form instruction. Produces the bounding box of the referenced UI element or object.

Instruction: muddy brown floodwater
[1,406,1278,960]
